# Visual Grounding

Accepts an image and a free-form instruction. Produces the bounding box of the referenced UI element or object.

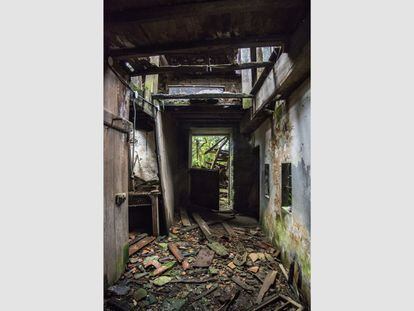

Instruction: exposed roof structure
[105,0,309,66]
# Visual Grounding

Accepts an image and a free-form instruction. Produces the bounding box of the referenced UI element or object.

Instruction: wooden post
[149,192,160,236]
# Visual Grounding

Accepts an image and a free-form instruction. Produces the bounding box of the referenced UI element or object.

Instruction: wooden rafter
[130,62,272,76]
[250,49,281,95]
[109,34,287,58]
[152,93,253,100]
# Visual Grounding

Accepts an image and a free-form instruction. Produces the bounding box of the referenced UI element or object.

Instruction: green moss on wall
[115,242,129,279]
[242,98,252,109]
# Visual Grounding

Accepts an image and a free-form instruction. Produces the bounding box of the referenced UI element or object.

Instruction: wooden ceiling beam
[109,34,287,58]
[131,62,272,76]
[152,93,253,100]
[106,0,303,24]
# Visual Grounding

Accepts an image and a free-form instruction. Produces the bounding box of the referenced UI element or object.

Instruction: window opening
[281,163,292,207]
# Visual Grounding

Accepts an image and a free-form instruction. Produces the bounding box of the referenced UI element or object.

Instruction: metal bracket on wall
[115,193,127,206]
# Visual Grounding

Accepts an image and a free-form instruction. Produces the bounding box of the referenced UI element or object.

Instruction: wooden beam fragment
[204,136,227,154]
[279,263,289,281]
[256,270,277,304]
[170,277,218,284]
[222,222,235,236]
[210,138,228,169]
[191,283,219,302]
[168,242,184,263]
[129,236,156,256]
[149,193,160,236]
[279,294,304,311]
[180,207,191,226]
[128,233,148,246]
[250,50,280,95]
[231,276,254,291]
[181,218,234,232]
[192,213,214,242]
[250,294,281,311]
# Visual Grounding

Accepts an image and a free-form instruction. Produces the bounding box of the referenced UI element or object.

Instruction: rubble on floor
[104,210,304,311]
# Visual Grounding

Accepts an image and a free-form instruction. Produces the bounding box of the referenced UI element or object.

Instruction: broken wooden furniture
[129,190,160,236]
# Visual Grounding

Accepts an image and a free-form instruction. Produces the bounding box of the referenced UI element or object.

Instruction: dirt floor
[104,210,304,311]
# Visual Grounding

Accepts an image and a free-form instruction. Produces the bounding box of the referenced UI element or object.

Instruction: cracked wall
[252,78,310,304]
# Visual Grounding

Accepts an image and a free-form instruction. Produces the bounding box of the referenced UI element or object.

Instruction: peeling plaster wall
[132,130,158,182]
[252,78,310,304]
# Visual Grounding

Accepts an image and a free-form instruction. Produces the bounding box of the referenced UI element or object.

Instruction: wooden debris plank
[222,221,235,236]
[273,249,281,261]
[231,276,254,291]
[193,247,215,267]
[170,277,218,284]
[256,241,273,250]
[192,283,219,302]
[279,263,289,281]
[192,213,214,242]
[129,236,156,256]
[180,207,191,226]
[249,294,281,311]
[168,242,184,263]
[274,301,290,311]
[128,233,148,246]
[256,270,277,304]
[181,218,235,232]
[149,193,160,236]
[280,294,304,311]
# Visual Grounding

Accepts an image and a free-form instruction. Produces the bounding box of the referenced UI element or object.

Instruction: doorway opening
[189,129,233,211]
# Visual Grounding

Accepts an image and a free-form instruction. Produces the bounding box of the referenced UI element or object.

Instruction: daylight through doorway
[191,135,231,211]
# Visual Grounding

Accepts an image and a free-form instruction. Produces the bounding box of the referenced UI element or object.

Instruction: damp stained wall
[252,78,310,303]
[104,65,130,286]
[132,130,158,182]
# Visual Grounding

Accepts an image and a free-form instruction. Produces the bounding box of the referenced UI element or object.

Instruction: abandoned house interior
[104,0,310,310]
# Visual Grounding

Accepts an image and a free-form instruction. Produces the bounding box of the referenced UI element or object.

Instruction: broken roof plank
[130,62,272,76]
[152,93,253,100]
[250,49,281,95]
